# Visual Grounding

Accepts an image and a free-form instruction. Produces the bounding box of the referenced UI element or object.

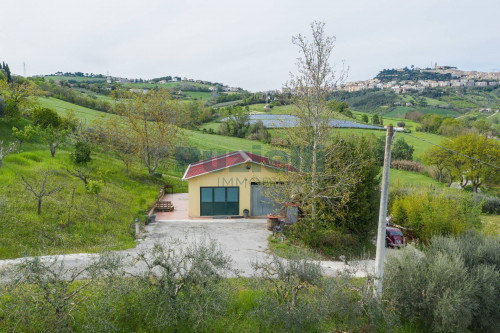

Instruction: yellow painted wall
[186,162,278,217]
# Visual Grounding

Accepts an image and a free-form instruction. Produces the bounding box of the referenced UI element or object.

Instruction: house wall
[186,162,278,217]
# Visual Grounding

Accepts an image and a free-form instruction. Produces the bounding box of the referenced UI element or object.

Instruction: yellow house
[182,150,293,217]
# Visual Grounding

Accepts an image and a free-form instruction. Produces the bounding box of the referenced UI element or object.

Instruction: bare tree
[66,165,94,186]
[0,140,17,167]
[20,170,62,215]
[279,21,350,224]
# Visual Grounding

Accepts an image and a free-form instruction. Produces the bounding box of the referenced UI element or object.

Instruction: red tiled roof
[182,150,295,180]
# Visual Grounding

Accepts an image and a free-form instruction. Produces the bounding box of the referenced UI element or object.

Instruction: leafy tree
[11,124,35,147]
[0,78,38,117]
[317,135,381,237]
[448,134,500,192]
[361,114,369,123]
[422,144,453,183]
[473,118,491,134]
[392,138,414,161]
[38,125,70,157]
[439,117,467,137]
[116,89,184,175]
[32,107,61,128]
[418,114,444,133]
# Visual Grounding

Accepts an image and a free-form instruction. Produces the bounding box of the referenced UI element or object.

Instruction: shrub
[390,188,482,243]
[397,121,405,127]
[390,159,424,172]
[72,141,92,164]
[384,232,500,333]
[472,193,500,215]
[270,137,289,147]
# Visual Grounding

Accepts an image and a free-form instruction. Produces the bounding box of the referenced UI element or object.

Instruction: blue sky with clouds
[1,0,499,91]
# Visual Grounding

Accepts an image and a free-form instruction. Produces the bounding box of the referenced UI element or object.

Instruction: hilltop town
[341,64,500,93]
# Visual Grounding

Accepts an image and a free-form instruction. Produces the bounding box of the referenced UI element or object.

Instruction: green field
[183,91,213,100]
[384,106,459,117]
[328,128,443,159]
[44,75,106,83]
[125,81,213,90]
[38,97,272,155]
[37,97,119,124]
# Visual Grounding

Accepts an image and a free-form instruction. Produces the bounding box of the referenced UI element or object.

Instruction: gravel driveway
[0,219,382,278]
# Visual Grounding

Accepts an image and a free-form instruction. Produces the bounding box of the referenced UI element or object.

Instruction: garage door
[251,184,279,217]
[200,187,239,216]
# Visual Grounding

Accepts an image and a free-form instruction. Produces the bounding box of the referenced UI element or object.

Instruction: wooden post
[135,218,140,237]
[374,125,394,299]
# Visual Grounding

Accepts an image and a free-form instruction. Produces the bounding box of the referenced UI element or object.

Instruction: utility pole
[374,124,394,299]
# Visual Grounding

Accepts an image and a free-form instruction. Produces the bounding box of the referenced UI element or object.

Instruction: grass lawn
[482,214,500,235]
[0,137,175,258]
[37,97,118,124]
[389,168,443,188]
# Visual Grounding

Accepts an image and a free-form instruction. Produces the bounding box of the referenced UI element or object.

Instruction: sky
[1,0,499,91]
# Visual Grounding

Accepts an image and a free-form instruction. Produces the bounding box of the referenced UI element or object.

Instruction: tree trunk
[50,143,56,157]
[38,198,42,215]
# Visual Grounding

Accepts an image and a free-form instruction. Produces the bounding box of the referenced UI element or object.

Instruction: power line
[400,131,500,170]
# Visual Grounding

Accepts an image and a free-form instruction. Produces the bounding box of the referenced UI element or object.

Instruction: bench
[155,201,174,212]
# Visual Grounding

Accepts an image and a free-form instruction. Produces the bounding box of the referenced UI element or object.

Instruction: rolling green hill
[334,86,500,117]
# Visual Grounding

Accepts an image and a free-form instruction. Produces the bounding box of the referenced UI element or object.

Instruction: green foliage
[11,124,35,146]
[384,232,500,332]
[287,135,380,258]
[218,106,271,143]
[215,93,242,104]
[423,134,500,191]
[392,137,414,161]
[376,67,452,82]
[37,125,70,157]
[361,114,369,123]
[472,193,500,215]
[0,245,400,332]
[390,188,482,243]
[32,106,61,128]
[72,141,92,164]
[4,99,20,119]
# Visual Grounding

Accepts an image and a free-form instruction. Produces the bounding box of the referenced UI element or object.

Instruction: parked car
[386,226,405,248]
